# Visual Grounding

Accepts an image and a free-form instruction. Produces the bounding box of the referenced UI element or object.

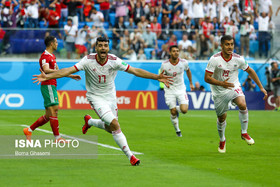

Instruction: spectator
[198,34,209,60]
[150,17,161,39]
[130,28,144,53]
[219,0,230,23]
[178,34,192,51]
[126,17,135,32]
[26,0,40,28]
[230,3,241,26]
[211,16,220,35]
[257,10,271,58]
[133,1,144,25]
[166,34,177,50]
[258,0,272,15]
[88,25,102,53]
[75,24,89,58]
[89,7,107,37]
[122,48,137,60]
[224,20,238,39]
[16,3,27,28]
[192,0,204,27]
[146,6,158,23]
[114,0,128,21]
[60,0,68,22]
[159,16,171,41]
[64,0,82,27]
[137,48,146,60]
[206,0,217,20]
[181,0,193,18]
[240,16,254,58]
[83,0,94,22]
[162,0,172,20]
[171,9,182,29]
[98,0,110,23]
[151,49,157,60]
[270,61,280,111]
[112,16,126,48]
[157,44,169,60]
[142,24,158,49]
[242,75,256,91]
[180,8,189,25]
[64,18,78,59]
[202,16,214,39]
[43,7,62,39]
[194,81,205,91]
[119,29,130,56]
[137,15,148,31]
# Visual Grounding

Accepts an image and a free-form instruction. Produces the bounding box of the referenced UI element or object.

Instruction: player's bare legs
[217,113,227,153]
[233,96,255,145]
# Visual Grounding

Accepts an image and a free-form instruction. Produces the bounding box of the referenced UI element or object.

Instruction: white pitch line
[20,125,143,155]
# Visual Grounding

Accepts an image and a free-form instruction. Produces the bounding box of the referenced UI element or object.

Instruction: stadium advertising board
[157,90,265,110]
[57,91,157,110]
[265,92,277,110]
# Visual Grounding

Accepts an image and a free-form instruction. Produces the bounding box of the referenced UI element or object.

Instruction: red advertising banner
[265,92,277,110]
[57,91,158,110]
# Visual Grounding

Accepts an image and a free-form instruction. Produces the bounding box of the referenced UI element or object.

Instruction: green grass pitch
[0,110,279,186]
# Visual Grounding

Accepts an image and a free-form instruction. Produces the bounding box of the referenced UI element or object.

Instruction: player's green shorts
[41,85,59,108]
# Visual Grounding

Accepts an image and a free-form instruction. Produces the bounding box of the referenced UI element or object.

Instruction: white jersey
[160,58,190,94]
[74,53,130,98]
[205,52,249,96]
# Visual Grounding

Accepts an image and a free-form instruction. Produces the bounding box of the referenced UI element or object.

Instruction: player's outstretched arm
[127,66,173,88]
[32,66,78,85]
[204,71,234,89]
[186,69,194,91]
[246,67,268,100]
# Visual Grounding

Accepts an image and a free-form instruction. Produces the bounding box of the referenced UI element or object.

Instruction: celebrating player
[23,36,81,142]
[160,45,194,137]
[32,37,173,166]
[204,35,267,153]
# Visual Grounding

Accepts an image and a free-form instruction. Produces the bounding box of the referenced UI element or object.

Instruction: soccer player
[204,35,267,153]
[23,36,81,142]
[32,37,173,166]
[160,45,194,137]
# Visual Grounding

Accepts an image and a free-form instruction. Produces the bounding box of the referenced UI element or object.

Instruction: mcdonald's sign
[135,91,157,109]
[57,91,71,109]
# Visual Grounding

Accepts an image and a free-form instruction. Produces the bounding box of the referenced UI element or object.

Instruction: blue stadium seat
[249,40,259,55]
[109,13,116,26]
[94,4,100,11]
[57,39,64,51]
[39,21,48,28]
[144,48,154,60]
[157,40,165,49]
[106,30,113,38]
[103,22,109,29]
[124,21,129,28]
[173,30,183,40]
[158,13,162,24]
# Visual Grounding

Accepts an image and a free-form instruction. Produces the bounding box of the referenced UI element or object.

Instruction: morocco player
[160,45,194,137]
[32,37,172,166]
[23,36,81,142]
[204,35,267,153]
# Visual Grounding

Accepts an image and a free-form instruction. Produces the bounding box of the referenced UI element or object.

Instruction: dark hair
[44,35,56,47]
[96,37,109,45]
[67,18,72,22]
[169,45,179,52]
[221,35,233,44]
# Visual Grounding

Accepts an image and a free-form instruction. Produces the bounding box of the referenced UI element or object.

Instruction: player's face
[170,47,179,59]
[221,39,234,55]
[96,41,109,59]
[51,38,58,51]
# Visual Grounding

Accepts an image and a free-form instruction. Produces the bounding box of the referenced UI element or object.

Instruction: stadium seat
[109,13,116,26]
[249,40,259,55]
[173,30,183,40]
[39,21,48,28]
[144,48,154,60]
[157,40,165,49]
[235,32,240,47]
[104,22,109,29]
[94,4,100,11]
[106,30,113,38]
[124,21,129,28]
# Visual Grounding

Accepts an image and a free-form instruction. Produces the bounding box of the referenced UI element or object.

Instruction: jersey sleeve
[205,57,215,73]
[183,59,189,71]
[41,56,51,67]
[74,56,87,71]
[239,56,249,71]
[114,57,130,71]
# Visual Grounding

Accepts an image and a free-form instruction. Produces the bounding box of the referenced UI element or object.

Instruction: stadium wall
[0,60,275,110]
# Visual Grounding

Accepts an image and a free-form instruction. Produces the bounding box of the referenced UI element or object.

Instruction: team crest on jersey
[92,68,96,71]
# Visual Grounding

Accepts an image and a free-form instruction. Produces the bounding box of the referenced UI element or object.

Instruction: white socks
[170,115,180,132]
[239,109,249,134]
[217,120,226,142]
[88,119,105,130]
[112,129,133,160]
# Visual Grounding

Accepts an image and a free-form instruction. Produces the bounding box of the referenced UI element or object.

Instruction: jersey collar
[221,52,232,62]
[169,58,179,66]
[95,54,108,66]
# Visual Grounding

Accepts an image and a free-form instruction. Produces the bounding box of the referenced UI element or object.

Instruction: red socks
[30,115,49,131]
[49,116,60,136]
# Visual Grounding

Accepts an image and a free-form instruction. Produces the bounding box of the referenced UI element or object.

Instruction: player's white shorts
[164,91,189,109]
[213,87,244,116]
[87,95,118,125]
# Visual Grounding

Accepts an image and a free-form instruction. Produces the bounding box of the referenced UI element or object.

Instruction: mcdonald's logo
[57,91,71,109]
[135,92,155,109]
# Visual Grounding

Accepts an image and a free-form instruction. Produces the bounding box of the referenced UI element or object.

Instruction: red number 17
[98,75,106,83]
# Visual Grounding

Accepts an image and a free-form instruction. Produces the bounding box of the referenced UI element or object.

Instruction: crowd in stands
[0,0,278,59]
